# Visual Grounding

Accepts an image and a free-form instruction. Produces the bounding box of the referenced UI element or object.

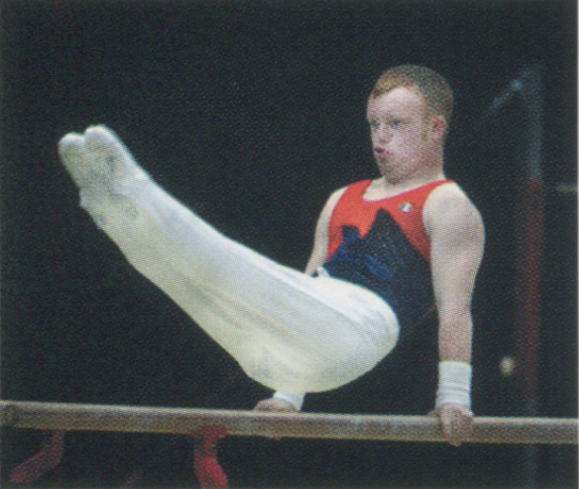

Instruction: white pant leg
[59,127,400,393]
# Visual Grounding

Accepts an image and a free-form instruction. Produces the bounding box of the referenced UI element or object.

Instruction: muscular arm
[425,183,484,363]
[424,183,485,444]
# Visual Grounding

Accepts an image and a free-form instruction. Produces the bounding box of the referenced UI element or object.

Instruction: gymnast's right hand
[253,398,297,413]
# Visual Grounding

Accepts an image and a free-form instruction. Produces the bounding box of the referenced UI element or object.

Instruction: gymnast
[58,65,485,446]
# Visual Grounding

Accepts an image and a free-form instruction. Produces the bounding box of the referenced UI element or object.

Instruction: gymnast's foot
[58,125,149,193]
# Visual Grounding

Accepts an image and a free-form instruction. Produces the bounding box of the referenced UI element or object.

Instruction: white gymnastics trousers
[58,126,400,395]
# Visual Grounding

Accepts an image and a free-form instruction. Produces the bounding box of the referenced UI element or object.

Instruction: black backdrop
[0,1,576,488]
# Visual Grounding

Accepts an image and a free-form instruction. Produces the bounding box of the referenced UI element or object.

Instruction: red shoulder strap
[327,181,372,259]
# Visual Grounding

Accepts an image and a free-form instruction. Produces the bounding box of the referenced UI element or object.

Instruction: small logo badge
[399,202,413,213]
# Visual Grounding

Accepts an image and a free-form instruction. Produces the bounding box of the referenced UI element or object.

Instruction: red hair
[370,65,454,125]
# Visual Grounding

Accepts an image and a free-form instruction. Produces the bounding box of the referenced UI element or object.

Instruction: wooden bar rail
[0,401,576,445]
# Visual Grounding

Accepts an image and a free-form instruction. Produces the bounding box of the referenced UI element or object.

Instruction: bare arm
[424,183,485,444]
[304,187,347,275]
[425,183,484,363]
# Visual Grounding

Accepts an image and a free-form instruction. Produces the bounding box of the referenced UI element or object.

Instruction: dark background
[0,0,576,487]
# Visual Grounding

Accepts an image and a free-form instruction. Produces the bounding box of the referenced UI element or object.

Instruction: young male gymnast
[58,65,485,446]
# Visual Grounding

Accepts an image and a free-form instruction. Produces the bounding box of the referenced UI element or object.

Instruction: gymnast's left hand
[253,398,297,413]
[431,404,474,447]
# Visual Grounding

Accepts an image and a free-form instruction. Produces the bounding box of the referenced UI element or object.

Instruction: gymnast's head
[369,65,454,134]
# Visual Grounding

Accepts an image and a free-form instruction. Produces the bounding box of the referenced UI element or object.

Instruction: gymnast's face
[366,87,444,182]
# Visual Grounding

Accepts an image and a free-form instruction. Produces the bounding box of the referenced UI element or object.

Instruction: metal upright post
[484,64,546,487]
[512,64,545,488]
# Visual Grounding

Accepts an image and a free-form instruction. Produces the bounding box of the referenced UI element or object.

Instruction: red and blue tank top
[323,179,452,341]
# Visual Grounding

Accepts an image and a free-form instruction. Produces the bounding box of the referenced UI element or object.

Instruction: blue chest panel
[323,209,434,342]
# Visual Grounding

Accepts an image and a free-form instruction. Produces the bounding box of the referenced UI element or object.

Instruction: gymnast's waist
[315,265,434,342]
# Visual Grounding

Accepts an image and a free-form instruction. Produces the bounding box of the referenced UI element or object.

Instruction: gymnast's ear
[428,114,448,142]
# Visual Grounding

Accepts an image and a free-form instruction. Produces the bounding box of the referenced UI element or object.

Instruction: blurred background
[1,0,576,487]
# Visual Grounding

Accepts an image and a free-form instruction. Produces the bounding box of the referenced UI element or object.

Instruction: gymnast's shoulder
[424,181,485,239]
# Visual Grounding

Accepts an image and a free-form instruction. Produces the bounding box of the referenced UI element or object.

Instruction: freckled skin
[366,88,444,186]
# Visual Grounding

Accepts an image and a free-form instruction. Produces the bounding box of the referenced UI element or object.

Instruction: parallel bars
[0,401,576,445]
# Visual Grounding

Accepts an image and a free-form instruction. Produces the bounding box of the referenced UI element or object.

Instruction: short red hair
[370,65,454,125]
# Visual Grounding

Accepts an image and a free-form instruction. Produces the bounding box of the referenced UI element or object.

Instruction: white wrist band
[435,361,472,410]
[273,391,305,411]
